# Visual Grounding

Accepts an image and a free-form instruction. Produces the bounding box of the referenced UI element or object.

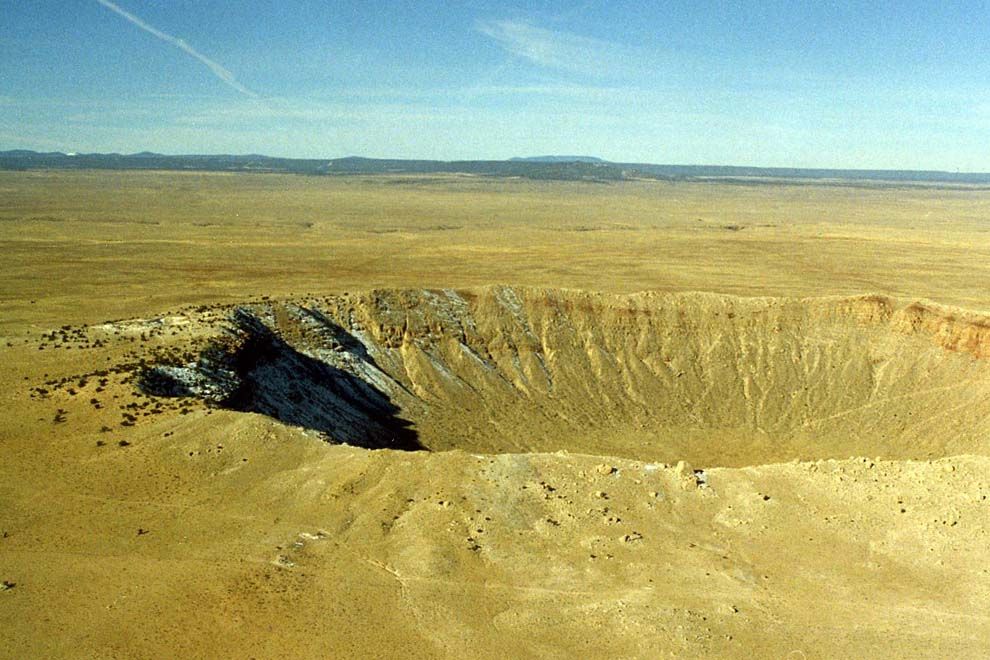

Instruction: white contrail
[95,0,259,98]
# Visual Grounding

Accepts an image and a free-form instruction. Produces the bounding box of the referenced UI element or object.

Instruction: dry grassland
[1,171,989,658]
[3,170,990,332]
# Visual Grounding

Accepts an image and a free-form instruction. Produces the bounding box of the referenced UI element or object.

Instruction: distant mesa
[509,155,608,164]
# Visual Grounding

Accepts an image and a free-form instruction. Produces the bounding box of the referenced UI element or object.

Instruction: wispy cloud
[94,0,259,99]
[476,20,640,78]
[458,83,649,101]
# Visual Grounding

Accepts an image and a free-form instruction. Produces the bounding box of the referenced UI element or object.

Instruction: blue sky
[2,1,989,169]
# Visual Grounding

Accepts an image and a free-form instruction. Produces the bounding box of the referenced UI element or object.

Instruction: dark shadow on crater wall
[141,309,423,451]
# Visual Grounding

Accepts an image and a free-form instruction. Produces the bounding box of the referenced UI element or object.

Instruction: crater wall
[145,287,990,466]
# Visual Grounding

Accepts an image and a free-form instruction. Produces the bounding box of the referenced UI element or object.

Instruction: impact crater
[143,287,990,466]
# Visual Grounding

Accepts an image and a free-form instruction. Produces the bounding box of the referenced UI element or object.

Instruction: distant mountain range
[2,150,989,186]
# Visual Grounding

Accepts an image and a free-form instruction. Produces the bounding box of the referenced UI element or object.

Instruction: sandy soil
[1,173,989,658]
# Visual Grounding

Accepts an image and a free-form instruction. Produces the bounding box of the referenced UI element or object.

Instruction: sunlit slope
[157,287,990,466]
[5,421,988,658]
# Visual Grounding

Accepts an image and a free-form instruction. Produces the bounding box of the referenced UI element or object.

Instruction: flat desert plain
[2,171,990,658]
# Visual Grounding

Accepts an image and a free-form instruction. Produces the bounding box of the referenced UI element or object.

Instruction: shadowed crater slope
[143,287,990,466]
[141,308,421,450]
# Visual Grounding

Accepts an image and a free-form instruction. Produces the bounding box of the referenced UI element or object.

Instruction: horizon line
[2,147,988,176]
